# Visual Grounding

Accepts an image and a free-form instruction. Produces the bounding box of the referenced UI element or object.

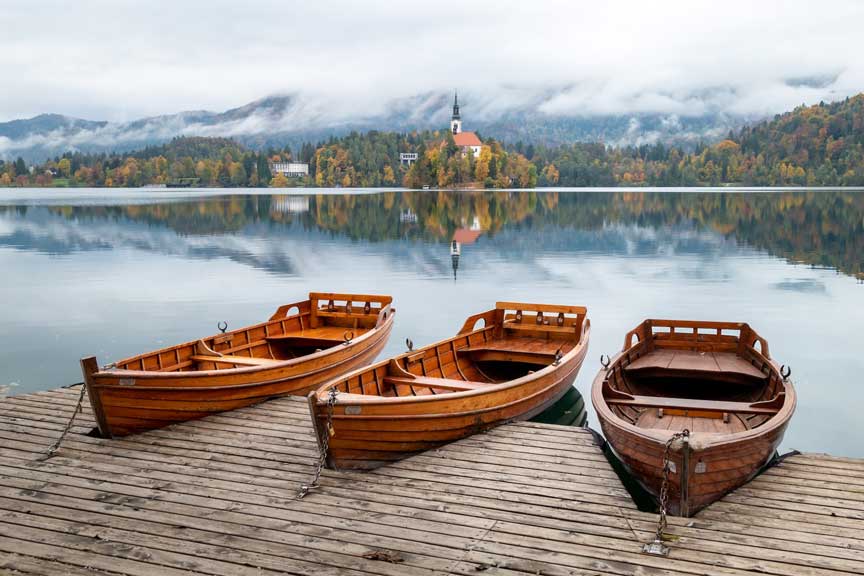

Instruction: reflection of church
[450,215,484,279]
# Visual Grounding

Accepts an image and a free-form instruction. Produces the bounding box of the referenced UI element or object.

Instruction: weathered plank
[0,386,862,576]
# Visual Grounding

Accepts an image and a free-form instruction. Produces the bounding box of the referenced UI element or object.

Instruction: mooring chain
[297,387,338,499]
[40,383,87,460]
[643,428,690,556]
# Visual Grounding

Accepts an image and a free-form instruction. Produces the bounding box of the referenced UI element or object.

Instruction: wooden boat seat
[383,376,488,392]
[458,337,568,364]
[459,346,556,364]
[606,394,780,415]
[191,355,280,367]
[625,350,766,380]
[266,326,366,348]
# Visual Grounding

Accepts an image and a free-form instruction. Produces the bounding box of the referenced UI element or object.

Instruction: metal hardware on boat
[515,310,523,322]
[780,365,791,381]
[643,428,690,556]
[346,303,352,314]
[364,302,371,314]
[343,330,354,345]
[557,312,565,326]
[536,311,544,325]
[406,338,414,351]
[327,299,336,312]
[298,388,338,499]
[600,354,611,370]
[39,383,87,460]
[217,321,228,334]
[553,349,563,366]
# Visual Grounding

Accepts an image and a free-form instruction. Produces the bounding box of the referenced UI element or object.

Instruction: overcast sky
[2,0,863,122]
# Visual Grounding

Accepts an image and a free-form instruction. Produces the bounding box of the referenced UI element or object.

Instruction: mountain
[0,90,751,162]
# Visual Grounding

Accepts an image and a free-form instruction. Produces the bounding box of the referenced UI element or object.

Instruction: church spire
[450,90,462,134]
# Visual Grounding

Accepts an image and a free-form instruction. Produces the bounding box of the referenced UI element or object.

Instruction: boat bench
[606,394,779,415]
[625,350,766,380]
[383,376,487,392]
[458,345,557,364]
[266,326,362,349]
[191,355,280,367]
[265,335,346,348]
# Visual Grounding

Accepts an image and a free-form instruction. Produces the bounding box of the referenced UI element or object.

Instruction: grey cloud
[0,0,862,149]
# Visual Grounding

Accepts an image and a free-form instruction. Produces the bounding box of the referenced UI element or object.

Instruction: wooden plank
[496,302,587,315]
[1,388,863,576]
[607,394,779,415]
[504,323,576,334]
[189,355,280,366]
[382,376,488,392]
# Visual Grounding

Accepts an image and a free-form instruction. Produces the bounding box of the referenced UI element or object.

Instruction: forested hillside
[2,94,863,188]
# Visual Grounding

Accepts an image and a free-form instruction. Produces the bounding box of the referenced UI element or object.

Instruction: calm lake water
[1,188,862,456]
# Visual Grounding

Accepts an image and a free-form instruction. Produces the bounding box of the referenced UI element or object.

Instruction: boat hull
[313,316,589,470]
[595,397,789,515]
[84,296,394,437]
[590,319,795,516]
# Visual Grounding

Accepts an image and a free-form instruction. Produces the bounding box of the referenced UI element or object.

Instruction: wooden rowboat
[591,319,795,516]
[82,292,395,437]
[309,302,590,470]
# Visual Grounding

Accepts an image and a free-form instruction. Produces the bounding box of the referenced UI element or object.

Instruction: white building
[399,153,418,166]
[270,162,309,178]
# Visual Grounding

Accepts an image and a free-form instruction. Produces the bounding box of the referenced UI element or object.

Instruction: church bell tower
[450,91,462,134]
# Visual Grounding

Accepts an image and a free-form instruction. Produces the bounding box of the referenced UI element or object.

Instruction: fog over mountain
[2,0,862,160]
[0,89,752,161]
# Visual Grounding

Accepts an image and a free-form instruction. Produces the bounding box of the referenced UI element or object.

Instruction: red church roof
[453,131,482,147]
[453,228,483,244]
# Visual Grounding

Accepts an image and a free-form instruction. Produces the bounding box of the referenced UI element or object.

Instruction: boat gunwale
[89,327,392,393]
[91,304,396,381]
[314,315,591,406]
[323,346,588,419]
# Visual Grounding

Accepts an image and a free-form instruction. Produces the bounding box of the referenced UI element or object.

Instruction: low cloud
[1,0,862,155]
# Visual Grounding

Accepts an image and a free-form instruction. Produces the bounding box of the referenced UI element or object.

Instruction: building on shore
[399,153,418,166]
[270,162,309,178]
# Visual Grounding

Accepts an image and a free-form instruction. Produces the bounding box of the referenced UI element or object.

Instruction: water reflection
[2,190,861,280]
[0,189,862,457]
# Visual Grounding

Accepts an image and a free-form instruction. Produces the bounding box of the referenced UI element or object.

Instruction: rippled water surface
[1,188,862,456]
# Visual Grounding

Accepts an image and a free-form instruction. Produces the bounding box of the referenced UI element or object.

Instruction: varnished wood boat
[309,302,590,470]
[82,292,395,437]
[591,319,795,516]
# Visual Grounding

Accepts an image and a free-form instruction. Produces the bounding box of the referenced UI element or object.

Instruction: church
[449,92,482,159]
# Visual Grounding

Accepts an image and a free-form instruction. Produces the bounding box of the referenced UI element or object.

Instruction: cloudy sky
[2,0,863,122]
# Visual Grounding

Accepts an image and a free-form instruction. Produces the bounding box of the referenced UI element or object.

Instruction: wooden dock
[0,385,862,575]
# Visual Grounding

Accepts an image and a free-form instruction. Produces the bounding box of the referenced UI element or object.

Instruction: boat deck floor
[626,349,766,379]
[0,386,862,575]
[635,408,749,433]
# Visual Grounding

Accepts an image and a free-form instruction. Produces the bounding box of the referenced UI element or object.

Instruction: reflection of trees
[11,190,862,280]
